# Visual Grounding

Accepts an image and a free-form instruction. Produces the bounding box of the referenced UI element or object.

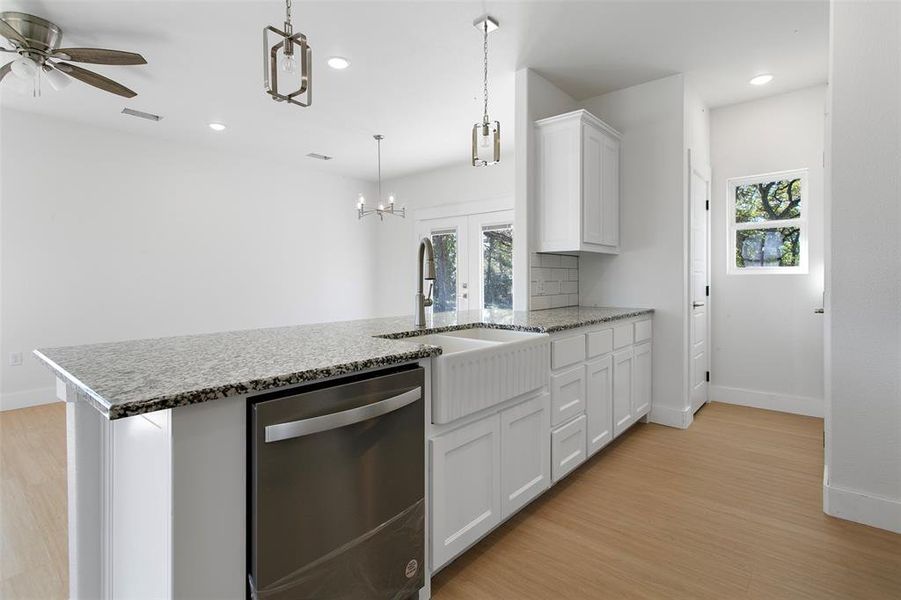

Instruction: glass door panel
[467,210,514,311]
[431,229,458,313]
[417,217,469,313]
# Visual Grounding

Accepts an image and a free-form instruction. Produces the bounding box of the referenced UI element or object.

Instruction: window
[727,170,808,274]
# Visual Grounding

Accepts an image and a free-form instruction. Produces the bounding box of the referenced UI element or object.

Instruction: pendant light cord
[377,136,382,201]
[284,0,293,34]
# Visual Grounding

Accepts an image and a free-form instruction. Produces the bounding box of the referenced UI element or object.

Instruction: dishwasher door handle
[264,386,422,443]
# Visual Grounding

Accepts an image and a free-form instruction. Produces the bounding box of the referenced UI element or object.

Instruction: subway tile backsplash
[530,253,579,310]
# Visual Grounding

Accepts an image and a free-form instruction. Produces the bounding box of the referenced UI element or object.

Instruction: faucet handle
[424,282,434,307]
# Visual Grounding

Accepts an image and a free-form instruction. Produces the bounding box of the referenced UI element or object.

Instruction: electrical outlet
[9,352,23,367]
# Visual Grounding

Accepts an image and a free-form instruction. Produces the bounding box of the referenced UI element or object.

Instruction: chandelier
[358,135,405,221]
[263,0,311,107]
[472,15,500,167]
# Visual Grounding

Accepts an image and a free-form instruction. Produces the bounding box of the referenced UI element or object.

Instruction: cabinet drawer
[586,328,613,358]
[551,415,587,482]
[551,334,586,370]
[634,319,652,343]
[613,323,634,349]
[550,366,586,427]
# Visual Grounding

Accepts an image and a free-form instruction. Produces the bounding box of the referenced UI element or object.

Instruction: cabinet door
[500,394,550,520]
[430,415,501,570]
[582,123,606,246]
[551,414,587,482]
[612,348,634,437]
[586,355,613,456]
[633,342,652,418]
[601,134,620,247]
[536,122,581,251]
[550,365,586,427]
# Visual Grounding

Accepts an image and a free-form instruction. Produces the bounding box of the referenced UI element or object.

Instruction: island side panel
[64,386,106,600]
[171,394,246,599]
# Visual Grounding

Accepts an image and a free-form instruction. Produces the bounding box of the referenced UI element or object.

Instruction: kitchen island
[35,306,652,600]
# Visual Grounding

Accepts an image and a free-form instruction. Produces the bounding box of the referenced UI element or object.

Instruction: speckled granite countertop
[34,306,652,419]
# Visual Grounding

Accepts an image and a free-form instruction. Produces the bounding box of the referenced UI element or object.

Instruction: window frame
[726,169,809,275]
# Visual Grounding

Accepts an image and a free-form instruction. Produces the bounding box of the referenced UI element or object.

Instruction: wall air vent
[306,153,333,161]
[121,108,162,121]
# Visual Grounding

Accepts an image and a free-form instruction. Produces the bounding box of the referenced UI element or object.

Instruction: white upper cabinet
[535,110,622,254]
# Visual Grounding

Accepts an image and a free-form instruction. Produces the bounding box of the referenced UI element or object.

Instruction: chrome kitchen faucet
[414,238,436,328]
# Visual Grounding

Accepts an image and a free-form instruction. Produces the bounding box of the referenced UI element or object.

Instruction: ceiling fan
[0,11,146,98]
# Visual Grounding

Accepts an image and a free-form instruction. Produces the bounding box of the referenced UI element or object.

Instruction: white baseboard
[0,386,58,411]
[823,468,901,534]
[649,404,693,429]
[709,384,823,418]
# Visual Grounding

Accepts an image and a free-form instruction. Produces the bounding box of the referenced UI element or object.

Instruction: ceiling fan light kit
[0,11,147,98]
[264,0,312,108]
[472,14,500,167]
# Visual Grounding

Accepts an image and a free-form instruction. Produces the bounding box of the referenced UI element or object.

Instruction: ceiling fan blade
[0,18,28,47]
[55,62,137,98]
[0,62,11,82]
[52,47,146,66]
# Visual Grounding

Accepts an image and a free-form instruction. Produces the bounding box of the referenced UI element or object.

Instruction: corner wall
[0,109,378,410]
[825,0,901,533]
[578,75,694,428]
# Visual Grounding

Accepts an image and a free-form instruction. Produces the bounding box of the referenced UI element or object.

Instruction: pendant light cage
[358,135,405,221]
[264,0,312,107]
[472,15,500,167]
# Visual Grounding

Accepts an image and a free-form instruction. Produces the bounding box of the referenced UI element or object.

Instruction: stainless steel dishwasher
[248,366,425,600]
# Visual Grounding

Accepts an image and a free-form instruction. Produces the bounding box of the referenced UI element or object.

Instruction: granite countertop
[34,306,652,420]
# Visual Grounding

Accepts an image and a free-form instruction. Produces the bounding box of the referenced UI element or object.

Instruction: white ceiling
[1,1,828,180]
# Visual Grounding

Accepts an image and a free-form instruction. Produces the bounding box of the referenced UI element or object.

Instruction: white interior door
[417,209,515,314]
[689,150,711,413]
[416,216,469,313]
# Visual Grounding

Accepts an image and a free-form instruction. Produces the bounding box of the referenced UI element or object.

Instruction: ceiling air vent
[306,153,333,161]
[121,108,162,121]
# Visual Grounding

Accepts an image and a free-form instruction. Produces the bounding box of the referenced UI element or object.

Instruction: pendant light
[358,135,405,221]
[472,15,500,167]
[263,0,312,107]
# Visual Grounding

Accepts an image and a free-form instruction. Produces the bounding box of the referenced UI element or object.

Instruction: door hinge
[705,285,709,297]
[705,199,709,210]
[706,371,710,382]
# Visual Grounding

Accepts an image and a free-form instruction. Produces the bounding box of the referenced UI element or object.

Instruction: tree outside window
[728,170,808,274]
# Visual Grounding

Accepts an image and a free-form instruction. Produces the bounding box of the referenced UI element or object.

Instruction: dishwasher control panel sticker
[405,559,418,579]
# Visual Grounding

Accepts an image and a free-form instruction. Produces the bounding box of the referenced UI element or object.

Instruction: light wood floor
[1,402,899,599]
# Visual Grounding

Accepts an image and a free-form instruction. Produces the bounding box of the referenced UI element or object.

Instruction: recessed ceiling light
[208,122,226,131]
[327,56,350,70]
[749,74,774,86]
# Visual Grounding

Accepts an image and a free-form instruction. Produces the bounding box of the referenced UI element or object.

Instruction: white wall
[372,158,515,317]
[825,0,900,533]
[0,108,378,410]
[709,86,827,417]
[578,75,694,428]
[514,69,580,310]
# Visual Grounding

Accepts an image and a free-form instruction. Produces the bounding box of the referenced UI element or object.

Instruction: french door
[416,210,514,313]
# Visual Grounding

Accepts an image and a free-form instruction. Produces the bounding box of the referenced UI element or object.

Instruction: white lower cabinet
[612,348,634,437]
[430,414,501,570]
[551,414,587,482]
[586,354,613,455]
[633,342,652,418]
[500,393,550,519]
